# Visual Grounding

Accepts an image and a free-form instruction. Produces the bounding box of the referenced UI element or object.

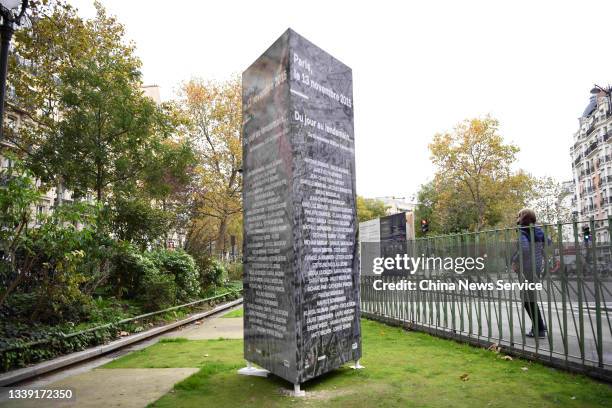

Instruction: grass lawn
[221,307,244,318]
[104,319,612,407]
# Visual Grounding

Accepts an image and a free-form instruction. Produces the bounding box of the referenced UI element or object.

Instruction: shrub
[139,269,176,312]
[110,197,173,251]
[199,259,227,293]
[108,242,158,299]
[87,296,140,324]
[1,200,108,324]
[146,249,199,302]
[226,262,243,281]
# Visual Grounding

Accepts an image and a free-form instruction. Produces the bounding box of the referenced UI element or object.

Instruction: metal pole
[0,19,13,143]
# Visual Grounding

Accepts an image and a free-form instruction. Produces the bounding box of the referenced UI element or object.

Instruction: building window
[6,115,17,132]
[2,157,12,169]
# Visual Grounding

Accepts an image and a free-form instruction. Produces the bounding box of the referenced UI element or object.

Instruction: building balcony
[598,111,612,123]
[585,141,599,157]
[586,123,596,137]
[574,154,583,165]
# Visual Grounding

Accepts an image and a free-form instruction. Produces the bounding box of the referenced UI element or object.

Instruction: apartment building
[570,88,612,242]
[1,105,75,221]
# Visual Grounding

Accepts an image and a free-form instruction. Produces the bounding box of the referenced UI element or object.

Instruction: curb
[0,298,243,387]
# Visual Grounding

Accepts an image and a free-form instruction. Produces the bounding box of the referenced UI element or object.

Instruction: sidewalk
[163,311,243,340]
[0,307,243,408]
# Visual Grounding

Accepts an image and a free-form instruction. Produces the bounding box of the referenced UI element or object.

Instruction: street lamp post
[590,84,612,119]
[0,0,27,143]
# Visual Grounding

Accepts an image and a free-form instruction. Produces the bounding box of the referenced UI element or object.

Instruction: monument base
[237,361,269,377]
[290,384,306,397]
[350,359,365,370]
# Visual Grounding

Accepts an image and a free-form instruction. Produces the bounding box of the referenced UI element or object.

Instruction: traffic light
[421,219,429,234]
[582,225,591,243]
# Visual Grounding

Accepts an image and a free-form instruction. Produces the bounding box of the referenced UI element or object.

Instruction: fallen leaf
[460,373,470,381]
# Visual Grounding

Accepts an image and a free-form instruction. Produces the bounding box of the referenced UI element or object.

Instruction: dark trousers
[524,301,545,332]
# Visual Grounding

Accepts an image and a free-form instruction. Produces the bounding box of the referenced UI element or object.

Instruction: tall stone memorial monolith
[241,29,361,393]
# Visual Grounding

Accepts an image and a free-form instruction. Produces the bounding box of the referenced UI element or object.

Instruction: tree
[529,176,572,224]
[0,157,41,307]
[111,196,173,251]
[40,4,165,201]
[8,2,192,204]
[6,0,83,157]
[427,116,534,232]
[0,158,111,319]
[181,78,242,255]
[356,196,388,222]
[414,181,442,235]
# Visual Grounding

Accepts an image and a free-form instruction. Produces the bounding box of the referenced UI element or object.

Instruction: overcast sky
[69,0,612,200]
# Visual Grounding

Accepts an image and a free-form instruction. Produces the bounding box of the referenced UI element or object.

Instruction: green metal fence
[360,218,612,381]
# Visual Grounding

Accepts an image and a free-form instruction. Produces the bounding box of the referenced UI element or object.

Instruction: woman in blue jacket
[512,208,547,338]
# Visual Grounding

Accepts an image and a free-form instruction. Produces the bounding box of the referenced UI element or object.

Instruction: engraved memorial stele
[242,28,361,386]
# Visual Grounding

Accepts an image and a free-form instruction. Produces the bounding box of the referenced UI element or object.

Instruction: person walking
[512,208,547,338]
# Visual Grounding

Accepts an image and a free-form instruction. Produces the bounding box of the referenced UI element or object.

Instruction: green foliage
[139,268,176,312]
[0,290,241,372]
[187,250,227,293]
[0,320,120,373]
[143,138,197,200]
[24,3,158,201]
[146,249,199,302]
[111,197,173,250]
[86,296,140,324]
[415,178,477,235]
[109,246,200,307]
[15,203,108,323]
[0,155,40,238]
[200,259,227,292]
[6,0,82,151]
[0,0,237,373]
[225,262,243,281]
[0,158,41,304]
[9,1,194,206]
[356,196,388,222]
[427,116,535,232]
[108,242,157,299]
[1,172,111,323]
